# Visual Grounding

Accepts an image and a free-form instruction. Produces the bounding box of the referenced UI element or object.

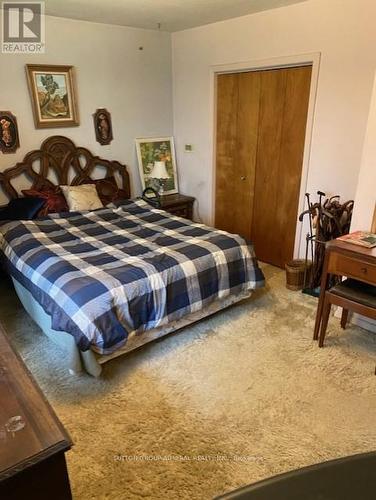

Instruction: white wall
[349,70,376,332]
[351,71,376,232]
[172,0,376,254]
[0,15,173,202]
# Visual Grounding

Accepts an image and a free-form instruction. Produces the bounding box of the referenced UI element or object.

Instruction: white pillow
[60,184,103,212]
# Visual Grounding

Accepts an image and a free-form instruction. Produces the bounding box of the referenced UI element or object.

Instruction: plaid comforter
[0,200,265,354]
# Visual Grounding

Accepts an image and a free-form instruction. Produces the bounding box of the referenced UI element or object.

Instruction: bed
[0,136,265,376]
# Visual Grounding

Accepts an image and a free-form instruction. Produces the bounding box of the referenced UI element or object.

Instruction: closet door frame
[210,52,321,259]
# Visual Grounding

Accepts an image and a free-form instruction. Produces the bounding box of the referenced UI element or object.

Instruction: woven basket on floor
[285,259,312,291]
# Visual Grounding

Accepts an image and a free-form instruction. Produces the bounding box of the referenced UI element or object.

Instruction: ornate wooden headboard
[0,135,131,200]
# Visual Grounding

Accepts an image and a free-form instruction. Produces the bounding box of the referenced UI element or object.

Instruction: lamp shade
[149,161,170,179]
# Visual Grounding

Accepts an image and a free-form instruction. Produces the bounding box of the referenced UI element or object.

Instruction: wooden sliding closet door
[215,65,312,268]
[215,72,260,240]
[250,69,287,266]
[251,66,312,267]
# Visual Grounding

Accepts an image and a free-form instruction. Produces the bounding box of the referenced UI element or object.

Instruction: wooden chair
[319,278,376,347]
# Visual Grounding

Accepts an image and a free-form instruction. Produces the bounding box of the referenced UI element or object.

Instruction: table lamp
[149,161,170,196]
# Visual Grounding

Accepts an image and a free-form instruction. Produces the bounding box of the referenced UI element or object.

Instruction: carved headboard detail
[0,135,131,200]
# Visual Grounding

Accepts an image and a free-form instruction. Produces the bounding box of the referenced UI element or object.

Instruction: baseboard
[352,314,376,333]
[334,308,376,333]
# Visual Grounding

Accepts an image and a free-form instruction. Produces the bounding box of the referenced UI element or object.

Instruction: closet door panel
[236,71,261,240]
[251,69,288,266]
[215,73,239,234]
[276,66,312,266]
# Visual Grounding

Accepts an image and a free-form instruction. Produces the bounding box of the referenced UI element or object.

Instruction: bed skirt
[12,278,251,377]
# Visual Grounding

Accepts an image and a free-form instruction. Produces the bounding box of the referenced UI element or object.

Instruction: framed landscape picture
[26,64,79,128]
[135,137,179,195]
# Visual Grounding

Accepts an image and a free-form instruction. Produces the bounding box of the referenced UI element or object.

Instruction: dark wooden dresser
[160,193,195,220]
[0,322,72,500]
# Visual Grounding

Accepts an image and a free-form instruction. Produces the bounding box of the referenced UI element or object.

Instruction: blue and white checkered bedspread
[0,200,265,354]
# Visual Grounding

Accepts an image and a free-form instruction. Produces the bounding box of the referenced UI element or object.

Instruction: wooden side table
[313,239,376,341]
[159,194,195,220]
[0,322,73,499]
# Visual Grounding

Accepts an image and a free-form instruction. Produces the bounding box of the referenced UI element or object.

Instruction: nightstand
[159,193,195,220]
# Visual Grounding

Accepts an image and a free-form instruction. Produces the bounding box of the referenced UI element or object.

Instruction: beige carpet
[1,265,376,499]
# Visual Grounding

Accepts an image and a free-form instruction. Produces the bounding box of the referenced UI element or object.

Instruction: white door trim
[209,52,321,259]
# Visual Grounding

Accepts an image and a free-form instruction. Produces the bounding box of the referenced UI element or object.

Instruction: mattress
[12,276,251,377]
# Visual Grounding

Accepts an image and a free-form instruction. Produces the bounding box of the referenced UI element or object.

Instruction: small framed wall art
[26,64,79,128]
[0,111,20,154]
[93,108,113,145]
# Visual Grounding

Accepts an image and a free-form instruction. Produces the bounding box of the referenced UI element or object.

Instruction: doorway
[215,65,312,268]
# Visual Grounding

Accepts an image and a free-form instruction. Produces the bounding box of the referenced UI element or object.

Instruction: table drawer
[166,204,193,220]
[331,254,376,284]
[169,207,188,217]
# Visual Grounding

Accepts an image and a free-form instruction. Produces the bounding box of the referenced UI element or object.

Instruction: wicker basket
[285,259,312,291]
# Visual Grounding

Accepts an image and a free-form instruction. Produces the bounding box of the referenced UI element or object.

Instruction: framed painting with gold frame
[26,64,79,128]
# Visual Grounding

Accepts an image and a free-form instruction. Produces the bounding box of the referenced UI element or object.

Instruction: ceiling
[40,0,307,32]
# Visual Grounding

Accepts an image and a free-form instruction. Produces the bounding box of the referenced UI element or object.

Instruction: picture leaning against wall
[136,137,179,195]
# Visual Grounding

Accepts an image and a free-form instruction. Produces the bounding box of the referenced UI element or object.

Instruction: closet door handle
[240,176,246,181]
